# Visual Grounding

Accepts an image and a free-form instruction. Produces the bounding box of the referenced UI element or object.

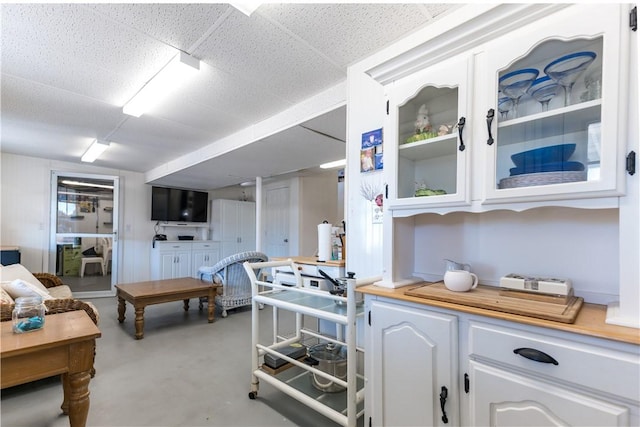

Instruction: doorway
[265,185,290,257]
[50,172,119,297]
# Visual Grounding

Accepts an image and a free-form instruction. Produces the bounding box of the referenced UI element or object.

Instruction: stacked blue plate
[509,144,584,176]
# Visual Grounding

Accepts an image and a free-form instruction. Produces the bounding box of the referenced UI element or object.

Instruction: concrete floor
[1,296,361,426]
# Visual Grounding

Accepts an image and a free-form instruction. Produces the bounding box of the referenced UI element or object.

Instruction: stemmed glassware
[498,68,539,119]
[527,76,559,112]
[544,51,596,106]
[498,97,514,119]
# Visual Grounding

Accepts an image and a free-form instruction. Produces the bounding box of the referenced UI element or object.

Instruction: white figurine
[414,104,431,134]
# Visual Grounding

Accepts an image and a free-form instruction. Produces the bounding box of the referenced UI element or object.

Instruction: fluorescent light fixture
[81,140,110,163]
[123,52,200,117]
[61,180,114,190]
[320,159,346,169]
[230,3,262,16]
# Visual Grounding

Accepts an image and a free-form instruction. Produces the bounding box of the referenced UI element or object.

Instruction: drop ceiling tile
[193,10,345,106]
[109,114,214,161]
[177,63,293,124]
[86,4,230,52]
[1,74,122,138]
[259,3,454,68]
[1,42,139,106]
[1,3,177,102]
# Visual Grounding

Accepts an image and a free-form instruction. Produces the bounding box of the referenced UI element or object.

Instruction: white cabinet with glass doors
[482,4,629,205]
[383,4,631,215]
[384,56,472,212]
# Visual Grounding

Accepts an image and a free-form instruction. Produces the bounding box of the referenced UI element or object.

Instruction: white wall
[298,171,340,257]
[412,208,619,304]
[1,153,154,286]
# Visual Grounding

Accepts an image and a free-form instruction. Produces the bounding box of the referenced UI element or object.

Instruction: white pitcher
[444,259,471,272]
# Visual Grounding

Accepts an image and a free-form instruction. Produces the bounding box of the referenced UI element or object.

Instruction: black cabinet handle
[439,386,449,424]
[627,151,636,175]
[486,108,495,145]
[514,347,559,365]
[457,117,466,152]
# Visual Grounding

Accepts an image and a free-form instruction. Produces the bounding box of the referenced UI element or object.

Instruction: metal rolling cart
[244,259,375,427]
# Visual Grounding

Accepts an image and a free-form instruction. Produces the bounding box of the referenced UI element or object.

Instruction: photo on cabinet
[361,128,383,149]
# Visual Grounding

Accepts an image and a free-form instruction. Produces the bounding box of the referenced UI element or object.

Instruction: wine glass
[527,76,559,112]
[498,68,539,118]
[544,51,596,106]
[498,97,514,119]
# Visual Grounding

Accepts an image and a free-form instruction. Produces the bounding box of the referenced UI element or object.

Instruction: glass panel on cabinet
[495,37,602,191]
[397,86,459,199]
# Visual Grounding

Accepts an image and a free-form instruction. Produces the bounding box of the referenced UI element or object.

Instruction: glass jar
[12,296,46,333]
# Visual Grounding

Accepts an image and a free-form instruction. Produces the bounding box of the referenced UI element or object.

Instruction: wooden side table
[1,311,101,427]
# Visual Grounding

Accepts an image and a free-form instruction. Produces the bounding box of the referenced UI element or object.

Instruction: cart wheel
[248,391,257,400]
[222,310,228,318]
[258,303,264,310]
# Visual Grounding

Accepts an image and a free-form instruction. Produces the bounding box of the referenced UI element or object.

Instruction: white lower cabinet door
[469,361,629,426]
[367,299,458,426]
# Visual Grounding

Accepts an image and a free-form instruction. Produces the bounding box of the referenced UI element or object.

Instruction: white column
[255,176,263,252]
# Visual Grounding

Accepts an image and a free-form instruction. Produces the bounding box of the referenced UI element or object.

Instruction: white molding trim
[366,4,568,86]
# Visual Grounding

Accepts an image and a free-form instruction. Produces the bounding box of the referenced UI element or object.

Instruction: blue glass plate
[510,161,585,176]
[511,144,576,168]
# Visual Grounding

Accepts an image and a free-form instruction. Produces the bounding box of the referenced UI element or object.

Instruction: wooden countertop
[359,284,640,346]
[273,256,345,267]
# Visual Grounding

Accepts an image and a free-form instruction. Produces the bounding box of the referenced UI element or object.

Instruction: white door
[50,172,118,297]
[367,299,458,426]
[265,186,290,257]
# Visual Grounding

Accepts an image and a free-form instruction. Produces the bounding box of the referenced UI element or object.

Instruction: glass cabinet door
[386,57,471,212]
[484,5,627,204]
[494,37,602,192]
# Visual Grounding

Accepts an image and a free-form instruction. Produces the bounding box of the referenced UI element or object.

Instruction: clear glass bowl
[527,76,560,112]
[498,97,514,119]
[498,68,539,118]
[544,51,596,106]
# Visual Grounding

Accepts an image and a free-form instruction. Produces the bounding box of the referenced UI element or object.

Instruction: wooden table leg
[62,340,95,427]
[207,288,215,323]
[66,371,91,427]
[134,306,145,339]
[117,296,126,323]
[183,299,190,311]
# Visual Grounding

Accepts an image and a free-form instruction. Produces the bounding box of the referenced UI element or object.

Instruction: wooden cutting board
[404,282,584,323]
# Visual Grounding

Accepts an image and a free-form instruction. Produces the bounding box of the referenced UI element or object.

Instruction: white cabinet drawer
[191,241,217,251]
[468,321,640,402]
[155,242,192,251]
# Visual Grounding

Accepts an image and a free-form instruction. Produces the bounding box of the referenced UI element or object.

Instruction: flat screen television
[151,186,208,223]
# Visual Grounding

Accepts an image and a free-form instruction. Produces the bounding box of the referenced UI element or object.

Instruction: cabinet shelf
[497,100,601,147]
[399,133,457,161]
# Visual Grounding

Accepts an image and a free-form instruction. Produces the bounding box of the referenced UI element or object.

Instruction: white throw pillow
[0,264,49,293]
[1,279,53,300]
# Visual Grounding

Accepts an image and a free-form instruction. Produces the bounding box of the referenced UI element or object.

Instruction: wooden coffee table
[115,277,221,339]
[1,311,101,427]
